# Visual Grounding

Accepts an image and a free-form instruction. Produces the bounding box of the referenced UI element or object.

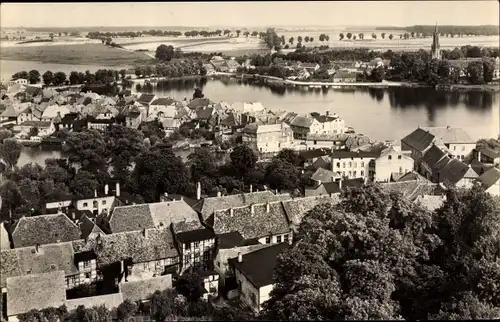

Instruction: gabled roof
[195,107,214,120]
[440,159,470,185]
[228,243,289,288]
[194,191,292,222]
[290,115,315,128]
[78,214,105,239]
[65,293,123,312]
[331,150,381,159]
[311,167,339,183]
[137,93,156,105]
[282,195,335,228]
[120,275,173,303]
[12,214,81,248]
[175,228,215,243]
[320,178,365,194]
[422,144,448,168]
[402,128,436,152]
[421,126,474,144]
[478,166,500,189]
[7,270,66,316]
[477,146,500,160]
[216,231,246,249]
[313,114,338,123]
[212,202,290,239]
[72,227,178,266]
[300,148,331,160]
[150,97,176,106]
[109,200,202,234]
[188,98,212,109]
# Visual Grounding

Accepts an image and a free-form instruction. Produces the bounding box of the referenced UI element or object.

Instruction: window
[388,155,392,160]
[348,162,352,167]
[361,161,364,167]
[184,256,190,265]
[284,234,289,243]
[313,140,317,145]
[265,236,271,244]
[342,171,346,176]
[453,146,456,151]
[251,293,257,305]
[277,235,282,243]
[398,155,402,159]
[83,202,88,207]
[85,272,91,279]
[336,162,340,168]
[194,241,200,248]
[353,171,357,177]
[185,242,191,249]
[102,200,106,205]
[399,166,403,174]
[216,261,220,268]
[353,162,357,167]
[361,170,364,176]
[348,171,352,177]
[342,162,346,168]
[83,261,90,269]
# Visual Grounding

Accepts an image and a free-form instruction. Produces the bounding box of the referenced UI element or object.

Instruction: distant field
[0,43,154,66]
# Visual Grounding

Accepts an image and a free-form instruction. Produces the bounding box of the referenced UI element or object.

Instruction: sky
[1,1,499,28]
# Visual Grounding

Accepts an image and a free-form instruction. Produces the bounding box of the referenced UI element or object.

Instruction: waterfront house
[125,106,143,129]
[493,57,500,80]
[87,116,115,131]
[331,150,381,179]
[333,70,357,83]
[203,64,217,76]
[301,63,320,73]
[135,93,157,108]
[226,59,241,73]
[420,126,475,161]
[368,146,414,182]
[16,120,55,137]
[286,114,315,139]
[310,111,347,135]
[305,133,348,150]
[478,166,500,196]
[241,122,294,156]
[401,127,447,166]
[41,105,71,121]
[227,243,289,312]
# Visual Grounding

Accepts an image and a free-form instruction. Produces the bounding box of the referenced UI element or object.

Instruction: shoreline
[133,72,500,93]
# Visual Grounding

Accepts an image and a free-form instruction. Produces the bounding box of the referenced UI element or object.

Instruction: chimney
[230,208,234,216]
[180,196,184,201]
[35,244,40,253]
[250,204,255,215]
[217,191,222,197]
[326,111,329,116]
[250,184,253,193]
[478,151,481,163]
[164,192,168,198]
[266,203,270,213]
[237,252,242,263]
[71,212,75,220]
[263,185,268,191]
[275,189,279,194]
[331,176,335,182]
[104,184,109,195]
[338,179,343,190]
[94,189,97,198]
[142,228,147,238]
[196,182,202,200]
[115,182,121,197]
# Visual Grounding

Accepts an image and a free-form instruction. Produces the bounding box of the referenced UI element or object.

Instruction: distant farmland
[0,43,154,66]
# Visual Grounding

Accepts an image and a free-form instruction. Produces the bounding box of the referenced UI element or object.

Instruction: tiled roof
[321,178,365,194]
[175,228,215,243]
[421,126,474,144]
[477,146,500,160]
[120,275,172,303]
[137,94,156,105]
[188,98,212,109]
[402,128,436,152]
[65,293,123,312]
[422,144,448,168]
[313,114,338,123]
[228,243,289,288]
[212,202,290,240]
[397,171,428,182]
[282,195,335,228]
[78,214,105,239]
[12,214,81,248]
[195,107,214,120]
[72,228,178,266]
[281,112,299,124]
[109,204,155,233]
[311,168,339,183]
[290,115,315,128]
[478,167,500,189]
[6,270,66,316]
[469,158,494,176]
[20,120,52,128]
[216,231,246,249]
[300,148,331,160]
[331,150,381,159]
[151,97,176,106]
[194,191,292,222]
[149,200,201,230]
[380,179,442,201]
[440,159,470,185]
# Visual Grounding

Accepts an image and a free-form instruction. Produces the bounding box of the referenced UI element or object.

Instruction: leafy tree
[28,69,40,84]
[346,32,352,40]
[264,158,301,191]
[12,71,29,81]
[289,37,294,44]
[370,67,385,82]
[42,71,54,85]
[134,149,191,201]
[389,34,393,40]
[275,148,303,166]
[187,147,217,182]
[483,58,495,83]
[150,289,177,322]
[176,272,205,302]
[155,44,175,61]
[466,60,485,84]
[64,129,108,172]
[230,144,257,179]
[0,129,12,143]
[69,71,80,85]
[52,71,67,86]
[193,88,204,99]
[116,300,138,320]
[297,36,303,43]
[381,32,386,39]
[339,33,344,40]
[69,170,99,198]
[0,138,22,169]
[28,127,39,137]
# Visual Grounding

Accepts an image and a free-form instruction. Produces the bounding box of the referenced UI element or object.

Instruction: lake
[137,78,499,141]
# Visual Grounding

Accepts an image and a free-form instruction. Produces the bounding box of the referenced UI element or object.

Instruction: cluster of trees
[11,68,129,86]
[134,59,206,78]
[376,25,500,37]
[87,30,183,39]
[264,28,282,50]
[16,273,254,322]
[262,183,500,320]
[11,70,41,85]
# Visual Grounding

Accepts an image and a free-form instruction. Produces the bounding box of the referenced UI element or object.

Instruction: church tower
[431,23,441,60]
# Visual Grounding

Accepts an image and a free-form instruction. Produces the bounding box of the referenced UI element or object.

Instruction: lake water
[138,78,499,141]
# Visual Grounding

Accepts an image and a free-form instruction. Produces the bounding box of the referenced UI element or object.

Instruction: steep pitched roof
[195,107,214,120]
[72,228,178,266]
[188,98,212,109]
[7,270,66,316]
[228,243,289,288]
[12,214,81,248]
[477,146,500,160]
[422,144,448,168]
[216,231,246,249]
[109,200,201,234]
[320,178,365,194]
[194,191,292,222]
[402,128,436,152]
[212,202,290,239]
[290,115,315,128]
[440,159,470,185]
[78,214,105,239]
[137,93,156,105]
[311,168,339,183]
[65,293,124,312]
[282,195,335,228]
[150,97,175,106]
[478,166,500,189]
[421,126,474,144]
[120,275,172,303]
